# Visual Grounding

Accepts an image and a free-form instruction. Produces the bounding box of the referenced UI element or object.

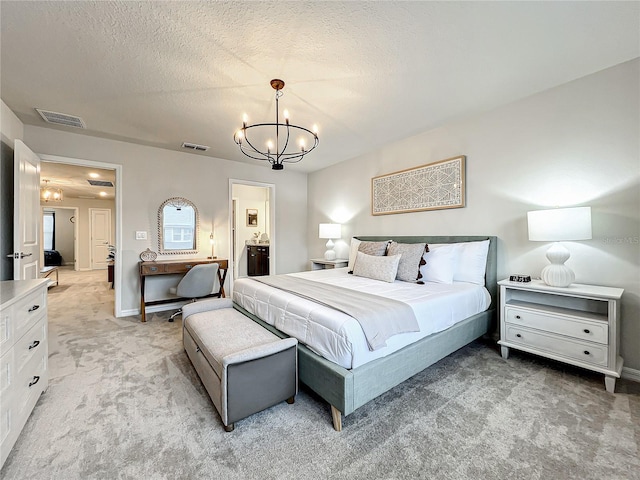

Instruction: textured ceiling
[1,1,639,173]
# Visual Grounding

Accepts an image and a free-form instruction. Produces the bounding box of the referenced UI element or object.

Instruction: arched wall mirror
[158,197,199,254]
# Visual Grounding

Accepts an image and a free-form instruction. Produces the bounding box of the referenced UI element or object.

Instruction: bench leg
[224,423,235,432]
[330,405,342,432]
[286,396,295,404]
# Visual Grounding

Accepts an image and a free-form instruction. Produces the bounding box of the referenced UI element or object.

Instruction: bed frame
[233,235,498,431]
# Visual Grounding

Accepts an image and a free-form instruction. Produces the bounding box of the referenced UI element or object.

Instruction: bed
[233,235,498,430]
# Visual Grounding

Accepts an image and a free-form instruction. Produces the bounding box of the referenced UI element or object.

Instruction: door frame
[228,179,275,294]
[39,154,123,317]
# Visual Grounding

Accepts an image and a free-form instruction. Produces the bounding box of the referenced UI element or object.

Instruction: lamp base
[541,242,575,287]
[324,238,336,261]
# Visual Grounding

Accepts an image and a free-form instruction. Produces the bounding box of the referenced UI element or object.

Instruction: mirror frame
[157,197,199,255]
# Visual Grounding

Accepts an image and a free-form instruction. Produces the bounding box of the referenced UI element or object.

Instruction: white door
[13,140,41,280]
[90,208,111,270]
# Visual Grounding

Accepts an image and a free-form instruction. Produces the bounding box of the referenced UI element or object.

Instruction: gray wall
[22,126,309,315]
[308,59,640,371]
[41,198,115,270]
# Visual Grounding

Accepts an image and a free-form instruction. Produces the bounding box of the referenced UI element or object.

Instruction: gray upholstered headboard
[355,235,498,311]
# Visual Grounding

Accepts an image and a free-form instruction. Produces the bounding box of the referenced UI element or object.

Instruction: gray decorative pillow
[352,252,401,283]
[357,241,389,257]
[387,242,428,282]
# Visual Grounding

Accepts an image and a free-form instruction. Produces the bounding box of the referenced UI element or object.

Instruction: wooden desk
[139,258,228,322]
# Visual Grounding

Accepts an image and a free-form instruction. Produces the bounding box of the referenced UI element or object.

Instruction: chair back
[176,263,219,299]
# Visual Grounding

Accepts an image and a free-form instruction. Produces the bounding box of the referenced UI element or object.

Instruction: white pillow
[453,239,490,285]
[352,252,401,283]
[419,244,458,284]
[347,238,361,272]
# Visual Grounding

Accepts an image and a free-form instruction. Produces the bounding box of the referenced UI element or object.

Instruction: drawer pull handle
[28,304,40,312]
[583,329,590,334]
[28,340,40,350]
[515,315,521,319]
[516,333,522,338]
[28,376,40,387]
[185,265,193,269]
[150,267,158,272]
[583,350,590,356]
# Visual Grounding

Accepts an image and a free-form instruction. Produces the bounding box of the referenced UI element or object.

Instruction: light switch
[135,231,147,240]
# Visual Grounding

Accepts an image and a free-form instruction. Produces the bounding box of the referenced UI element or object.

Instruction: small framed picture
[246,209,258,227]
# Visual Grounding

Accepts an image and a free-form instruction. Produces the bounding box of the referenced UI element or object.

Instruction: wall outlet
[135,231,147,240]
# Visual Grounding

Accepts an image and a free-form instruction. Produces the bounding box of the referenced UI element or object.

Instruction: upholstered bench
[182,298,297,432]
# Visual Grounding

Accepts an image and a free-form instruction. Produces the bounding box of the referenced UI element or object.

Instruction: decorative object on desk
[233,79,319,171]
[509,274,531,282]
[260,232,269,243]
[319,223,341,261]
[246,209,258,227]
[139,248,157,262]
[107,244,116,261]
[40,179,63,202]
[158,197,199,255]
[208,232,216,259]
[371,156,465,215]
[527,206,592,287]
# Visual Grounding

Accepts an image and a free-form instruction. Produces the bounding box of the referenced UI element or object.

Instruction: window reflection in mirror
[158,197,199,254]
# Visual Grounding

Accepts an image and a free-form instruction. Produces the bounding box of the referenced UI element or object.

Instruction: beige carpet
[1,268,639,479]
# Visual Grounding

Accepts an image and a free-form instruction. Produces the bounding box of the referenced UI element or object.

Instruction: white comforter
[232,268,490,369]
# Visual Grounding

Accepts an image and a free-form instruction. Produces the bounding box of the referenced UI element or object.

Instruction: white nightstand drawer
[505,307,608,345]
[505,325,608,367]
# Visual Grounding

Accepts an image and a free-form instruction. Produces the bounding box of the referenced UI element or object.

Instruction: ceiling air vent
[181,142,210,152]
[87,180,114,187]
[35,108,86,129]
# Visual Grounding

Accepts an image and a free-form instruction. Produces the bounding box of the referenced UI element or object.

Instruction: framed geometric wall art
[371,155,466,215]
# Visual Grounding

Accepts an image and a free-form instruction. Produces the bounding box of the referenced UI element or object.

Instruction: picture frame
[246,208,258,227]
[371,155,465,215]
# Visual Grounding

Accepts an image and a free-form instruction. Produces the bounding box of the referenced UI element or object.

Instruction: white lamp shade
[319,223,341,239]
[527,207,592,242]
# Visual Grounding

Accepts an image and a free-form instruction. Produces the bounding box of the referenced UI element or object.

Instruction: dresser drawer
[505,307,608,345]
[15,320,47,375]
[13,288,46,342]
[505,325,608,367]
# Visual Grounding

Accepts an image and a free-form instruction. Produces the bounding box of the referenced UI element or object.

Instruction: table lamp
[319,223,341,261]
[208,232,216,259]
[527,206,592,287]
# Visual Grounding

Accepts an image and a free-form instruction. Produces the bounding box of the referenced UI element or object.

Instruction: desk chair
[168,263,219,322]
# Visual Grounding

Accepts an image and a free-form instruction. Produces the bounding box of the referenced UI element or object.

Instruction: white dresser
[498,279,624,393]
[0,279,49,468]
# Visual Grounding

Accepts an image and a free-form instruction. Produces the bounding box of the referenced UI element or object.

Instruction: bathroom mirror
[158,197,199,254]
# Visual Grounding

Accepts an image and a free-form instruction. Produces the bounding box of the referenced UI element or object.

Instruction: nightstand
[498,279,624,393]
[310,258,348,270]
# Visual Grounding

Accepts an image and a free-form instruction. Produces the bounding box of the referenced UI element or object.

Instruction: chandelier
[233,79,319,170]
[41,179,63,202]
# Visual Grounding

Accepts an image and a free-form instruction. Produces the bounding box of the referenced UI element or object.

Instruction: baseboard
[621,366,640,383]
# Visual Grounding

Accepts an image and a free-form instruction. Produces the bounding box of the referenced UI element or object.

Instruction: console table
[139,258,228,322]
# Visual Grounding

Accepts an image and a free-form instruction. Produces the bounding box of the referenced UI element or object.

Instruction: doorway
[229,180,275,286]
[42,206,79,270]
[39,154,123,317]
